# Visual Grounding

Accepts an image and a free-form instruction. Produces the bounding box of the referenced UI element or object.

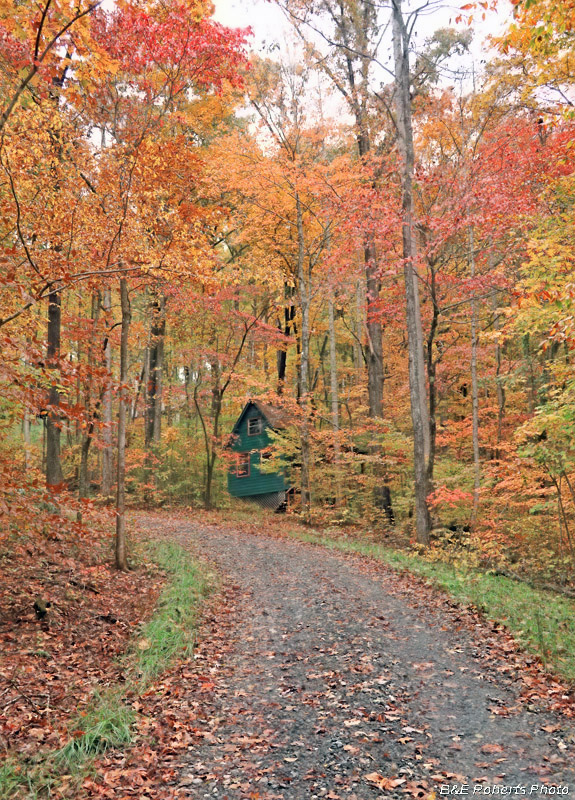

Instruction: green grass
[284,528,575,683]
[133,540,215,683]
[0,764,21,800]
[0,539,214,800]
[54,692,135,768]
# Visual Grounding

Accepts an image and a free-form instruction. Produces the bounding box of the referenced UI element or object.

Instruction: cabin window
[236,453,250,477]
[247,417,262,436]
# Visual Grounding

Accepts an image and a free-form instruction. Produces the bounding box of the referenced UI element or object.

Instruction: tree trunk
[392,0,431,545]
[311,335,328,394]
[205,454,215,510]
[206,380,222,510]
[277,285,296,393]
[192,381,212,510]
[206,387,221,511]
[358,149,390,519]
[426,261,439,486]
[46,290,64,490]
[344,5,385,418]
[328,291,339,434]
[23,408,31,472]
[131,356,147,421]
[22,340,31,472]
[469,227,480,519]
[78,294,100,500]
[354,279,363,378]
[374,484,395,525]
[115,278,131,571]
[491,287,505,459]
[328,289,341,504]
[101,287,114,501]
[365,243,384,417]
[297,194,311,519]
[78,420,95,499]
[145,295,166,447]
[152,327,164,443]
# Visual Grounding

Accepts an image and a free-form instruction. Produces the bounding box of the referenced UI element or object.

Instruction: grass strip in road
[132,540,214,685]
[286,528,575,684]
[0,539,214,800]
[54,692,135,769]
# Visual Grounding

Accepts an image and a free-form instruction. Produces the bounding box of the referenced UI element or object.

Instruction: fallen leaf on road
[480,743,504,754]
[365,772,406,790]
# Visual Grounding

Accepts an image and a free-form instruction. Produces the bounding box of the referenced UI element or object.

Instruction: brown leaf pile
[0,509,163,759]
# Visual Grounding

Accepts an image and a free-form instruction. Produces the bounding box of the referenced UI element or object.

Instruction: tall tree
[45,290,65,490]
[392,0,431,543]
[115,278,130,571]
[278,0,385,418]
[145,294,166,448]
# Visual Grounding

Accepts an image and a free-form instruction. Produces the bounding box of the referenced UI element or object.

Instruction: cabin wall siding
[227,403,288,498]
[233,407,268,451]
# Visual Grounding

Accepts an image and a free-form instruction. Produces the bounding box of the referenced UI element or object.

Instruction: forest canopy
[1,0,575,587]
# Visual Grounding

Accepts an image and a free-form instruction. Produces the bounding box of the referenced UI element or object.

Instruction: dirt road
[139,516,575,799]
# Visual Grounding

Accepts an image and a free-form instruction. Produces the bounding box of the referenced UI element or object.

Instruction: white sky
[213,0,515,82]
[214,0,288,48]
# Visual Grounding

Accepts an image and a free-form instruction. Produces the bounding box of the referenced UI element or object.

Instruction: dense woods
[2,0,575,591]
[4,2,575,795]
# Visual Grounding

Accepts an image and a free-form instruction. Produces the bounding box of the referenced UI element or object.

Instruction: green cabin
[227,400,290,510]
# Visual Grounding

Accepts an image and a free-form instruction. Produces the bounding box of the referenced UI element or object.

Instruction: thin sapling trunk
[115,278,131,571]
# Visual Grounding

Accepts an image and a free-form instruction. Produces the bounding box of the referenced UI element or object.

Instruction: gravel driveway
[139,516,575,799]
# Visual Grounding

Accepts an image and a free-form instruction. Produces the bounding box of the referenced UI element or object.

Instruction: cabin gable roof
[231,400,288,436]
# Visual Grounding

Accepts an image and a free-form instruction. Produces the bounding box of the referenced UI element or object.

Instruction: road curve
[138,516,575,799]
